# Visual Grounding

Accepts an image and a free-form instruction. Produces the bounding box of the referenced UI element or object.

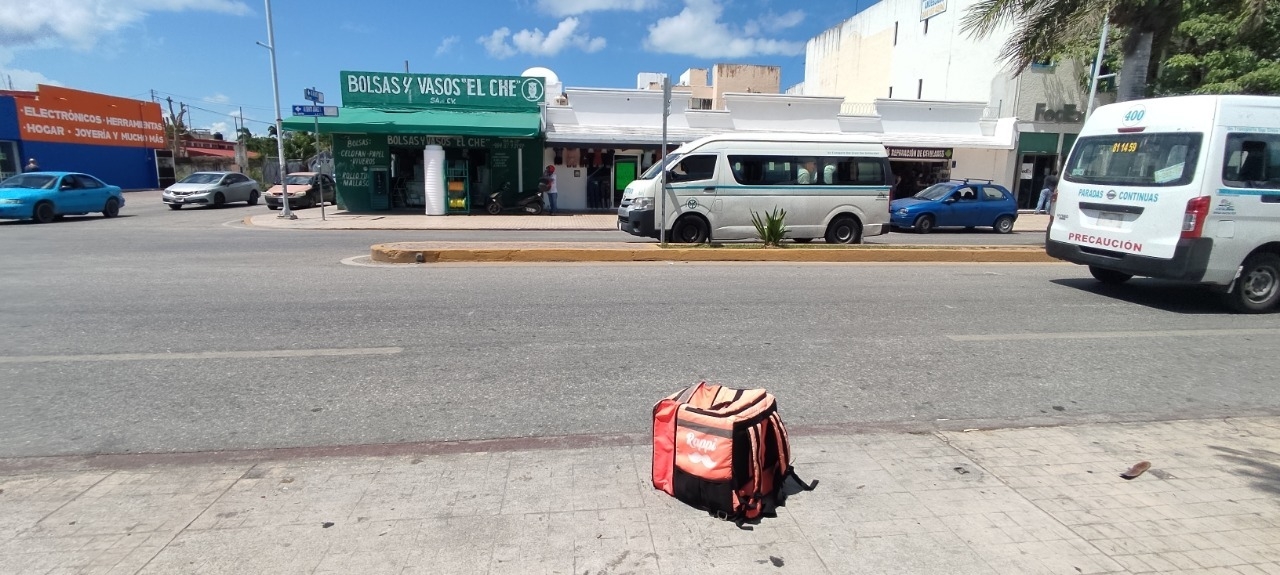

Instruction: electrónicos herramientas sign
[341,71,545,111]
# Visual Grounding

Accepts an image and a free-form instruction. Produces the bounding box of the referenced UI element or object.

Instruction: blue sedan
[890,180,1018,234]
[0,172,125,223]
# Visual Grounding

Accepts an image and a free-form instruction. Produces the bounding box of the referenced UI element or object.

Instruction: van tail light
[1181,196,1210,239]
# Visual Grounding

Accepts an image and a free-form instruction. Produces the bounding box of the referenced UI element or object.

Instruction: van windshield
[1064,133,1203,187]
[638,152,683,180]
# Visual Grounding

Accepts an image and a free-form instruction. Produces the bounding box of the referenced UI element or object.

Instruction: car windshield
[1064,133,1203,187]
[913,183,954,200]
[638,152,684,180]
[179,173,224,184]
[0,174,57,189]
[285,175,313,185]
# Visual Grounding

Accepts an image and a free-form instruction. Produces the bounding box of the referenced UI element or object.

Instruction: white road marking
[0,347,403,364]
[947,328,1280,342]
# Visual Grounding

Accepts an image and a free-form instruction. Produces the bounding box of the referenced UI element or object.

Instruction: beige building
[641,64,781,111]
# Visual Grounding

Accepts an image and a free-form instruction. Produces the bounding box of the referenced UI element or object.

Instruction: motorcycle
[485,186,544,215]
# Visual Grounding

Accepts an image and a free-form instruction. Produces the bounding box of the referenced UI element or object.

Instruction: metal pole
[1086,16,1110,119]
[260,0,293,219]
[315,114,324,220]
[659,75,671,246]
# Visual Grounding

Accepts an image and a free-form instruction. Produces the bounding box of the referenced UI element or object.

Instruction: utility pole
[165,97,187,162]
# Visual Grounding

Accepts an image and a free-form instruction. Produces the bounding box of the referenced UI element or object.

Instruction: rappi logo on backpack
[681,431,731,479]
[686,433,718,468]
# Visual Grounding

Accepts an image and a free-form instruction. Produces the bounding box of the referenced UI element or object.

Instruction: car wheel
[102,197,120,218]
[33,201,55,223]
[793,238,813,243]
[1228,252,1280,313]
[248,190,259,206]
[486,201,503,215]
[825,215,862,244]
[994,215,1014,234]
[168,204,182,210]
[213,192,226,208]
[672,215,709,243]
[1089,265,1133,285]
[914,215,935,234]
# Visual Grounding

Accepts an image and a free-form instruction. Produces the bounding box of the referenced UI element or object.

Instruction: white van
[617,133,892,243]
[1047,95,1280,312]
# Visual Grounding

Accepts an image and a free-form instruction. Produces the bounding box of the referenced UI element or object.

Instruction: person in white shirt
[541,165,559,215]
[797,158,818,184]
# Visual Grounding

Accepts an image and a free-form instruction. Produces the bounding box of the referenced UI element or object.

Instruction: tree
[1155,0,1280,95]
[963,0,1184,102]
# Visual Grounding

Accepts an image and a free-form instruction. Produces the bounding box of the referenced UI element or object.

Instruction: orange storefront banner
[15,85,166,148]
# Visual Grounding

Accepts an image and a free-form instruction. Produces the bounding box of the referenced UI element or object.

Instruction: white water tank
[424,145,446,216]
[521,66,562,103]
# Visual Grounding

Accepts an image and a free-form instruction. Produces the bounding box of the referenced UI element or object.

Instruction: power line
[150,89,277,113]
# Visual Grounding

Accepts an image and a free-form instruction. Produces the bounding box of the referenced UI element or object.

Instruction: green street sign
[341,71,545,111]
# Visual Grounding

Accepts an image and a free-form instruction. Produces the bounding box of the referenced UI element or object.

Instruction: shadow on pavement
[1050,277,1230,315]
[1210,445,1280,496]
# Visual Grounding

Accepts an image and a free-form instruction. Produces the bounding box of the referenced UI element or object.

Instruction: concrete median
[370,241,1059,264]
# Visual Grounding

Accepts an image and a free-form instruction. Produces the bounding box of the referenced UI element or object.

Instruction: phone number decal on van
[1068,232,1143,253]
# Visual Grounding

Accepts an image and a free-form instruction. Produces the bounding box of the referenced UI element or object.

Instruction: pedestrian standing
[1036,175,1058,214]
[542,165,558,215]
[23,158,40,172]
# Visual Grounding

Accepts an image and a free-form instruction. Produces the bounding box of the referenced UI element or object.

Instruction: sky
[0,0,874,137]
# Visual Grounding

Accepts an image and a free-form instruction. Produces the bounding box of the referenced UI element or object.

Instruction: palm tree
[236,127,252,143]
[962,0,1183,102]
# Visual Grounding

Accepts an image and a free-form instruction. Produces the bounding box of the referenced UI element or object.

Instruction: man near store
[24,158,40,172]
[541,165,558,215]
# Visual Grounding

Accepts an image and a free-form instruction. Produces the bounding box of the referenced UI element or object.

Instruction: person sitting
[797,158,818,184]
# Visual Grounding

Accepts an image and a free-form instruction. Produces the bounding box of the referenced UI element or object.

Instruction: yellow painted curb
[370,244,1057,264]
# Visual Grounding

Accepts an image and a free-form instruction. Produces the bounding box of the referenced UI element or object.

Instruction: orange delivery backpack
[652,382,817,525]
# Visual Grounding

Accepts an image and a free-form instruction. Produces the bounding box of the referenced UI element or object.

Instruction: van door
[665,153,719,233]
[1054,132,1204,260]
[1216,133,1280,275]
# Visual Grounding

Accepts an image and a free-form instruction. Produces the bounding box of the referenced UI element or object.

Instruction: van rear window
[1064,133,1202,187]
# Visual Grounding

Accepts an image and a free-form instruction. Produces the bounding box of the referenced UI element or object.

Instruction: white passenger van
[1047,95,1280,312]
[617,133,892,244]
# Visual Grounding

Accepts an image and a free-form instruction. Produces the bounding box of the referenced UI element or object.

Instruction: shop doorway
[889,160,950,199]
[155,150,176,188]
[1016,154,1058,209]
[612,156,638,208]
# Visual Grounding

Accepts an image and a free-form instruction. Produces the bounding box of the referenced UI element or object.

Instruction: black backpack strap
[788,468,819,491]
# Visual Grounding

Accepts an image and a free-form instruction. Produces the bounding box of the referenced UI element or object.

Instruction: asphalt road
[2,192,1277,458]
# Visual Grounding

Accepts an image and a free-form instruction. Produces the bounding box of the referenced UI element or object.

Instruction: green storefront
[282,71,545,212]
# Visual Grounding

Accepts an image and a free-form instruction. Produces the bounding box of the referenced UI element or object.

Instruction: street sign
[304,88,324,104]
[291,105,339,117]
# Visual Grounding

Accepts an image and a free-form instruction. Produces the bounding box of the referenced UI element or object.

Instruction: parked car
[264,172,336,210]
[163,171,260,209]
[0,172,124,223]
[890,180,1018,233]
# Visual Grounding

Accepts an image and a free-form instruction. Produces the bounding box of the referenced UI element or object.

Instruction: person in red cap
[541,165,558,215]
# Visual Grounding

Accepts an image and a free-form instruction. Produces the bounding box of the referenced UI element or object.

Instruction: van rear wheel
[1228,253,1280,313]
[825,216,862,244]
[672,216,709,243]
[1089,266,1132,285]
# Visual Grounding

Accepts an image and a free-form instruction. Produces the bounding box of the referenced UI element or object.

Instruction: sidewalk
[244,208,1053,233]
[3,417,1278,574]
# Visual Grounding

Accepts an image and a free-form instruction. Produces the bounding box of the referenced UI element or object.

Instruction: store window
[0,141,18,181]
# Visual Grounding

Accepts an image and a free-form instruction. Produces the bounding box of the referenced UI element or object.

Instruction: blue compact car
[0,172,125,223]
[890,179,1018,234]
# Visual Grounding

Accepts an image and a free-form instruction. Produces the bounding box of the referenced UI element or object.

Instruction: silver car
[163,171,260,209]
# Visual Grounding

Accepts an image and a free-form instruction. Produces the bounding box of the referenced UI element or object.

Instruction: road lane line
[947,328,1280,342]
[0,347,403,364]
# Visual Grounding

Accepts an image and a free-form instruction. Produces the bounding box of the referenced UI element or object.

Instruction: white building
[800,0,1110,206]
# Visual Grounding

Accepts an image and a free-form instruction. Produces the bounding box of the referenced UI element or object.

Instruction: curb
[370,243,1057,264]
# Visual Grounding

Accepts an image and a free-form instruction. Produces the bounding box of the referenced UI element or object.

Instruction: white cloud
[480,18,605,59]
[203,93,231,105]
[436,36,460,56]
[340,22,373,34]
[479,28,518,59]
[743,10,804,36]
[536,0,660,17]
[645,0,804,58]
[0,0,251,51]
[0,66,61,90]
[207,121,230,136]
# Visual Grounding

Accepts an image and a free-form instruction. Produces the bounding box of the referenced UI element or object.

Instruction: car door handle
[703,186,716,193]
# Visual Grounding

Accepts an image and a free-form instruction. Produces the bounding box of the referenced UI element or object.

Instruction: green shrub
[750,207,789,247]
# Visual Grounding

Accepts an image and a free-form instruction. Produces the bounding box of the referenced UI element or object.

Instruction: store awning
[281,107,541,138]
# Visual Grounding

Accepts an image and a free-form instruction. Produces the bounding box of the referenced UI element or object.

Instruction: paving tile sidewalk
[245,210,1053,233]
[4,417,1277,574]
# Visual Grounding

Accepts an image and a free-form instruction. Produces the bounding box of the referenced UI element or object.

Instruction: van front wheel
[1229,252,1280,313]
[1089,266,1132,285]
[672,216,709,243]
